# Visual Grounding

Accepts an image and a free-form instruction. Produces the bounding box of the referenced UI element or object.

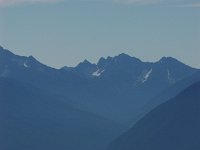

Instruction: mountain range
[1,45,200,150]
[0,46,199,125]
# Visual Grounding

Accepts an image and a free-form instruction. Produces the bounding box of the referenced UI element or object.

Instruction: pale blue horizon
[0,0,200,68]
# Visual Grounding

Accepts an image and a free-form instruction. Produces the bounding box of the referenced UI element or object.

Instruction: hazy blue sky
[0,0,200,68]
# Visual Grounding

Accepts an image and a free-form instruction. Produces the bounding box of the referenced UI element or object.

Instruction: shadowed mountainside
[109,81,200,150]
[0,77,120,150]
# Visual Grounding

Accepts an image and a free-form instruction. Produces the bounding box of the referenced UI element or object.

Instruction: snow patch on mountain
[23,61,29,68]
[142,69,153,83]
[167,69,175,83]
[92,69,104,77]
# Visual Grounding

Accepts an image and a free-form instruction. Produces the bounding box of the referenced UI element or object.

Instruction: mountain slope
[109,81,200,150]
[0,77,120,150]
[131,71,200,125]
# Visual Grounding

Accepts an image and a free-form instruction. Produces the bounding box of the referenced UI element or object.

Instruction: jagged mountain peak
[97,53,140,66]
[158,56,180,64]
[26,55,39,65]
[28,55,36,60]
[97,57,106,66]
[74,59,97,77]
[96,53,142,71]
[97,57,111,70]
[83,59,91,64]
[76,59,94,67]
[76,59,97,72]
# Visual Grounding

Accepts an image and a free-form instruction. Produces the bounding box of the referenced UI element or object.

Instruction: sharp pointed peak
[82,59,91,64]
[76,59,95,68]
[28,55,37,61]
[78,59,94,66]
[98,57,106,62]
[28,55,35,59]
